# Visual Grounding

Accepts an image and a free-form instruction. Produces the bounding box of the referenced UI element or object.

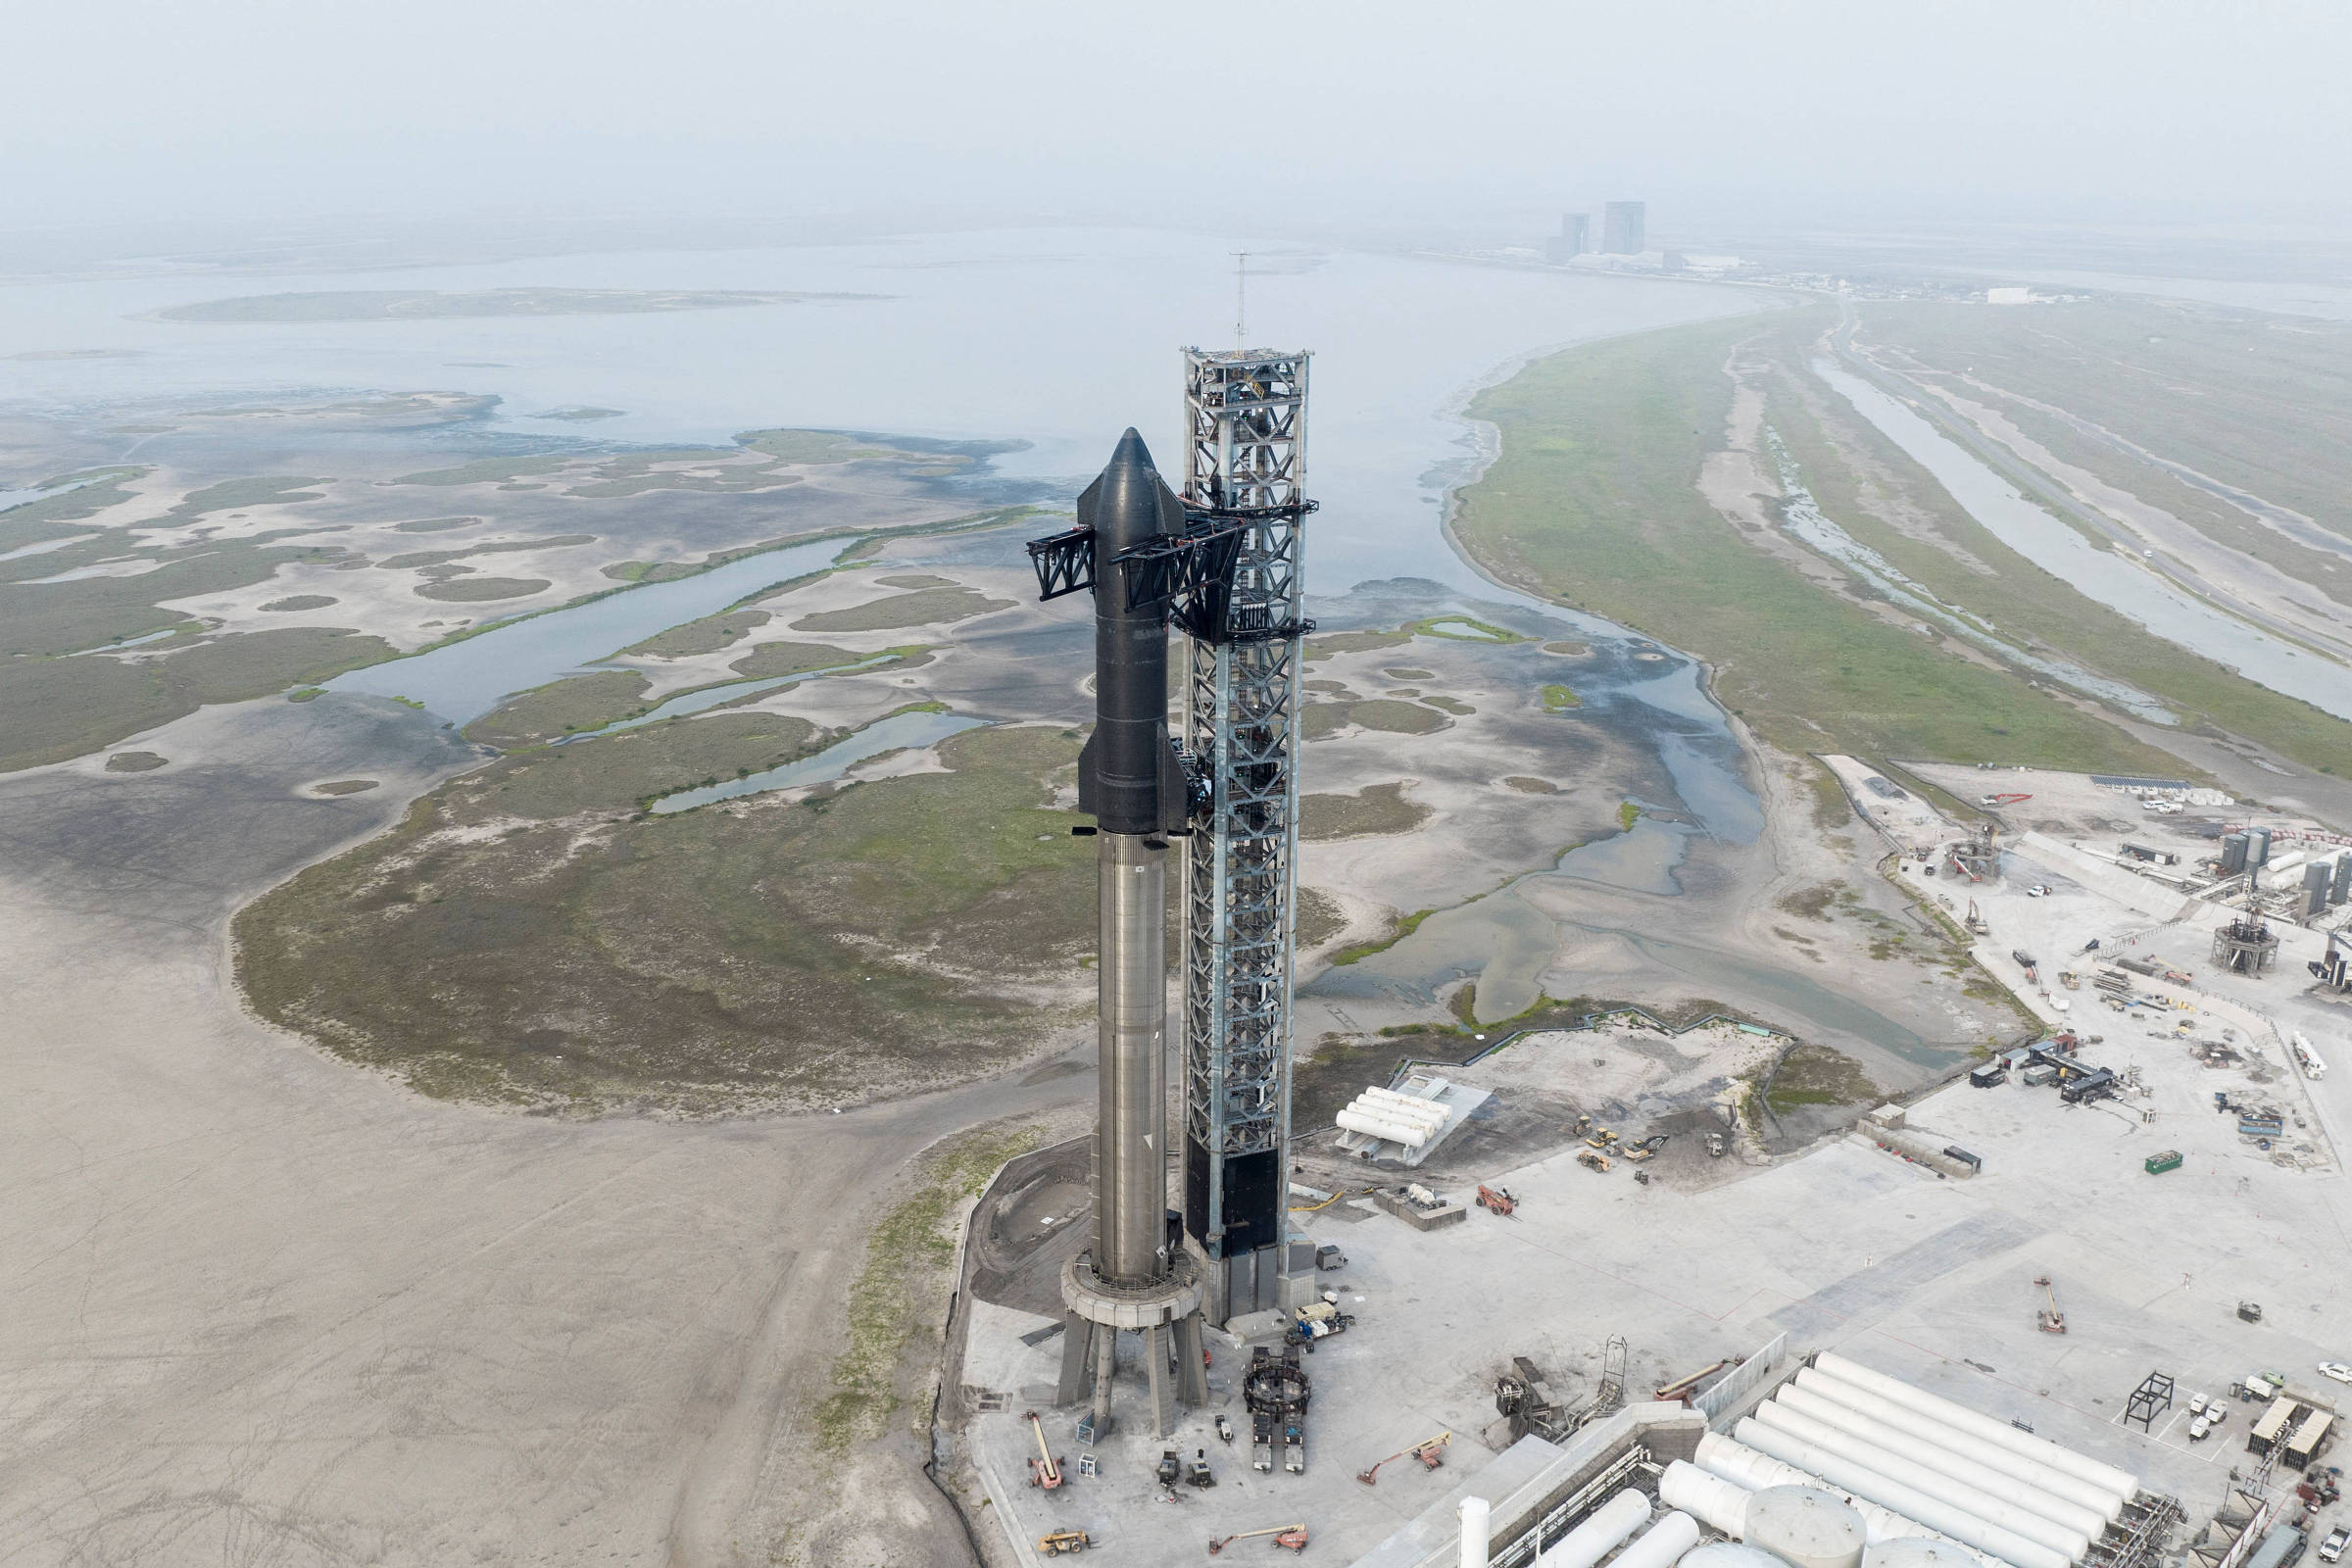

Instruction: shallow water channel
[648,710,984,813]
[1816,361,2352,722]
[326,536,848,725]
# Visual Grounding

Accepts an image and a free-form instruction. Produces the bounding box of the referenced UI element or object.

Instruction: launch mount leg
[1174,1312,1208,1406]
[1054,1311,1096,1408]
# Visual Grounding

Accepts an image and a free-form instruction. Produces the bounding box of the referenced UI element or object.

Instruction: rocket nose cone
[1108,426,1154,472]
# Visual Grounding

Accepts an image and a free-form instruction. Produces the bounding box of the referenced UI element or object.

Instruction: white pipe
[1346,1096,1444,1125]
[1609,1511,1702,1568]
[1362,1086,1450,1118]
[1788,1375,2124,1519]
[1694,1437,2000,1568]
[1746,1406,2095,1555]
[1733,1420,2072,1568]
[1812,1354,2136,1503]
[1769,1388,2119,1529]
[1337,1109,1435,1147]
[1542,1489,1652,1568]
[1462,1496,1492,1568]
[1664,1460,1754,1537]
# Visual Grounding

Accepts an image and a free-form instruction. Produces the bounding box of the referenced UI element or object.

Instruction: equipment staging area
[951,968,2346,1565]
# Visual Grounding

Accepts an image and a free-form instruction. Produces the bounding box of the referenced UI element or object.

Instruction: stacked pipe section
[1671,1451,1989,1563]
[1807,1354,2135,1511]
[1337,1085,1450,1150]
[1687,1352,2139,1568]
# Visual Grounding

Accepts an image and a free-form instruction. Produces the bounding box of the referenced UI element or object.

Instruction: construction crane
[1208,1523,1310,1555]
[1355,1431,1451,1486]
[2034,1275,2067,1335]
[1025,1411,1063,1489]
[1475,1184,1517,1217]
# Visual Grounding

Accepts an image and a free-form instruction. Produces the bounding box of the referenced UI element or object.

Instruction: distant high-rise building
[1544,212,1590,263]
[1602,200,1645,255]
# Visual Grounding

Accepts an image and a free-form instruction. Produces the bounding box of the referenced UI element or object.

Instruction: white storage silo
[1743,1487,1868,1568]
[1867,1541,1987,1568]
[1683,1546,1792,1568]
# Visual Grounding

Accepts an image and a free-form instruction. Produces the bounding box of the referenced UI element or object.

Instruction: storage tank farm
[1025,348,1317,1439]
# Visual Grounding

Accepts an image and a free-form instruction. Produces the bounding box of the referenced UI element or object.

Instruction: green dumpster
[2144,1150,2182,1175]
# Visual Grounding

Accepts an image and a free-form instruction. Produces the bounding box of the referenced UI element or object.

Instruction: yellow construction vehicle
[1577,1148,1612,1174]
[1038,1529,1093,1555]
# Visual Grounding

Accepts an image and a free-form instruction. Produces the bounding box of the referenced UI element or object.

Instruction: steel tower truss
[1176,348,1314,1322]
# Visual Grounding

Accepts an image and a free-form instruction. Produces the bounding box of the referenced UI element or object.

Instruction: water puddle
[1816,361,2352,722]
[327,535,849,724]
[1556,817,1693,895]
[648,709,983,813]
[554,656,896,744]
[66,626,183,656]
[1307,871,1939,1063]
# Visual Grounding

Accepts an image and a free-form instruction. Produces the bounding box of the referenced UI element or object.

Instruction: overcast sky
[10,0,2348,233]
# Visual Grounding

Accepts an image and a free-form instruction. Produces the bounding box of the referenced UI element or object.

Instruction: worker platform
[1333,1074,1490,1167]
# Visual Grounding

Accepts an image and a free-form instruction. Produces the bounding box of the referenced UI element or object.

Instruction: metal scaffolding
[1176,347,1314,1323]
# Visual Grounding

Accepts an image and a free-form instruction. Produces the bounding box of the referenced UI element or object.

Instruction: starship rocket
[1074,428,1192,1289]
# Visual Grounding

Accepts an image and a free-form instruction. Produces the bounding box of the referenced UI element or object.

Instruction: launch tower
[1175,348,1313,1324]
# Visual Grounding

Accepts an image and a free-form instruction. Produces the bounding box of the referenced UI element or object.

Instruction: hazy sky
[10,0,2348,231]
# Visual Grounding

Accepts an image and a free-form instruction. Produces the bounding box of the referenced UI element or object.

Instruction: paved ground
[958,898,2352,1566]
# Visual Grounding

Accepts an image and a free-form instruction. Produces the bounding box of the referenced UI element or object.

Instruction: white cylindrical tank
[1540,1488,1652,1568]
[1749,1403,2103,1547]
[1788,1374,2124,1520]
[1868,1542,1989,1568]
[1685,1546,1792,1568]
[1362,1086,1448,1117]
[1336,1108,1436,1147]
[1742,1487,1867,1568]
[1811,1354,2136,1504]
[1733,1420,2071,1568]
[1463,1496,1492,1568]
[1609,1511,1702,1568]
[1692,1436,1989,1562]
[1768,1388,2119,1528]
[1663,1460,1754,1537]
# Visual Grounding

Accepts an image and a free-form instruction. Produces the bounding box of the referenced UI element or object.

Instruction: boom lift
[1208,1524,1310,1555]
[1355,1431,1452,1486]
[2035,1275,2067,1334]
[1025,1411,1063,1489]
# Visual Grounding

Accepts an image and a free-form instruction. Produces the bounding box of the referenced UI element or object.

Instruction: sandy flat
[0,694,1077,1566]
